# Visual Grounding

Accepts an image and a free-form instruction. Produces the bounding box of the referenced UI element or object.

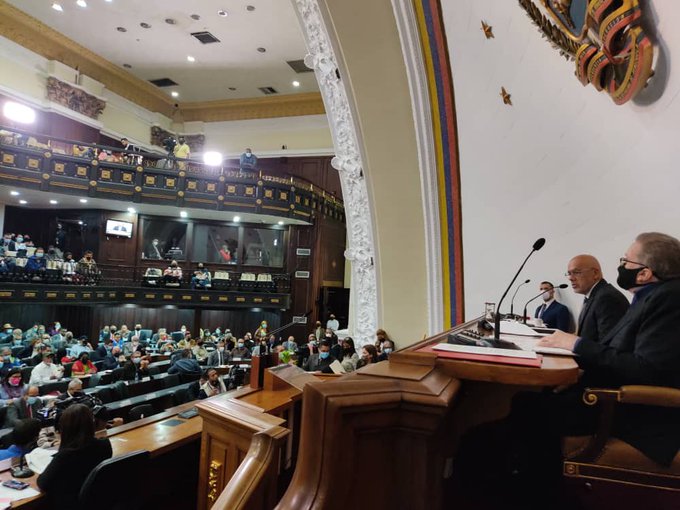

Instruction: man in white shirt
[29,353,64,384]
[326,314,339,332]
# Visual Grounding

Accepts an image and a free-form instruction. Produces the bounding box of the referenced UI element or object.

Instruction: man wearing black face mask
[455,232,680,508]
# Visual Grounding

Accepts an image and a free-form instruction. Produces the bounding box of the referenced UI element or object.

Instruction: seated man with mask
[455,232,680,508]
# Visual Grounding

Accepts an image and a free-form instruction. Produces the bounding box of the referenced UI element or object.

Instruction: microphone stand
[509,279,530,318]
[494,239,545,340]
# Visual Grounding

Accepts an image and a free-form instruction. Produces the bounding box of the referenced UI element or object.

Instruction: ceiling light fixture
[203,151,223,166]
[171,91,179,98]
[3,102,36,124]
[190,14,201,20]
[79,198,88,203]
[165,18,176,25]
[228,87,236,91]
[140,22,151,29]
[246,5,256,11]
[19,200,27,205]
[180,211,188,218]
[10,191,19,196]
[257,47,266,53]
[127,207,136,214]
[277,221,284,225]
[52,3,63,12]
[233,216,241,222]
[50,200,58,205]
[217,10,228,17]
[187,55,196,62]
[292,80,300,87]
[116,27,127,32]
[76,0,87,7]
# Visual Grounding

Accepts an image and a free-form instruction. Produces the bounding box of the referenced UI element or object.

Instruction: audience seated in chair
[191,263,211,289]
[29,353,64,385]
[167,349,201,376]
[198,368,226,399]
[121,352,150,381]
[162,260,182,287]
[71,351,97,376]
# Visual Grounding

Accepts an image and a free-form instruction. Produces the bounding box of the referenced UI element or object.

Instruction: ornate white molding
[391,0,444,334]
[292,0,378,346]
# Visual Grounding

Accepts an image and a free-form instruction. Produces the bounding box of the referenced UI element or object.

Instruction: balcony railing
[0,125,344,223]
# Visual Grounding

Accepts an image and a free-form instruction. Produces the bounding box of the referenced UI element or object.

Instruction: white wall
[441,1,679,321]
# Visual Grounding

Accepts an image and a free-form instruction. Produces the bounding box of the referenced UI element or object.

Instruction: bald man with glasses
[565,254,629,343]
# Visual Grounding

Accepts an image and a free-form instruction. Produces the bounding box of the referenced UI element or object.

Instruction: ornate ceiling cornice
[181,93,325,122]
[0,1,326,122]
[0,0,175,116]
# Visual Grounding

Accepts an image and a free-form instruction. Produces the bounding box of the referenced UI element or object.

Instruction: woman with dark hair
[37,404,112,509]
[71,351,98,376]
[374,329,391,353]
[0,367,27,402]
[340,337,359,372]
[356,344,379,369]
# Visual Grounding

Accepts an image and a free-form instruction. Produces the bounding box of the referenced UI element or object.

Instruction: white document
[493,320,542,337]
[432,342,538,359]
[25,447,57,474]
[329,360,346,374]
[0,485,40,502]
[500,335,575,357]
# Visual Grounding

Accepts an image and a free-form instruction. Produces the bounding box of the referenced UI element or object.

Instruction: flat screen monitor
[105,219,133,238]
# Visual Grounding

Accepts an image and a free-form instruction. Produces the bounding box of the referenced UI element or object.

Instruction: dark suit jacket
[577,279,629,343]
[574,278,680,465]
[535,300,571,331]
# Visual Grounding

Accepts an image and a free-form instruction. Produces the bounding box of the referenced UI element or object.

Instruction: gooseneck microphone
[509,279,531,317]
[522,283,568,324]
[494,238,546,340]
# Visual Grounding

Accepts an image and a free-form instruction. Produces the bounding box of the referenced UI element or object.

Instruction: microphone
[509,279,531,317]
[522,284,568,324]
[493,238,546,340]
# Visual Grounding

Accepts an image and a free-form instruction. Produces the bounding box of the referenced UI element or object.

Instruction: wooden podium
[202,321,579,510]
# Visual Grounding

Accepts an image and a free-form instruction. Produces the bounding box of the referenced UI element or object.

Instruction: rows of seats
[143,268,278,292]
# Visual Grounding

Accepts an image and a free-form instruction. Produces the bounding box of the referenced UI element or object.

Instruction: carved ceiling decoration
[46,76,106,119]
[0,1,325,122]
[519,0,654,105]
[150,126,205,153]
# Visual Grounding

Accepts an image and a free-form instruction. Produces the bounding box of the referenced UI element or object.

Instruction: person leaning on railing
[76,250,100,285]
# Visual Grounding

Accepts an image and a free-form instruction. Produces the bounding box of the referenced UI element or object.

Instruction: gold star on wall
[481,21,494,39]
[500,87,512,105]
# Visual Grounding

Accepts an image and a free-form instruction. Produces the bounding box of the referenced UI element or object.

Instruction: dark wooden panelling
[99,211,139,266]
[92,306,195,337]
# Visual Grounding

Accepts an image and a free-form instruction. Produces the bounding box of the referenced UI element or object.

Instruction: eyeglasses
[564,269,594,277]
[619,257,648,268]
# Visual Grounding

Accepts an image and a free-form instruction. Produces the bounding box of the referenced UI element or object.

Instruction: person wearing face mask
[147,238,163,260]
[192,339,209,362]
[6,386,43,425]
[25,247,47,276]
[72,351,98,376]
[76,250,99,285]
[122,352,150,381]
[122,335,142,357]
[0,347,20,371]
[239,147,258,172]
[340,337,359,372]
[230,339,251,360]
[0,323,13,343]
[57,379,83,401]
[456,232,680,509]
[0,368,27,404]
[101,345,122,371]
[173,136,191,170]
[11,328,23,347]
[207,341,230,367]
[62,251,77,281]
[303,340,336,373]
[377,339,395,362]
[191,263,211,289]
[252,339,270,357]
[163,260,182,286]
[254,321,268,342]
[13,235,26,256]
[29,353,64,384]
[533,281,571,331]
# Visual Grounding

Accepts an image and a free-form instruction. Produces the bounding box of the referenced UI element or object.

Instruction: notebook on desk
[418,343,543,368]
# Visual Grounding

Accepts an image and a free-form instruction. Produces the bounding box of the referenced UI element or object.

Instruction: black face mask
[617,265,645,290]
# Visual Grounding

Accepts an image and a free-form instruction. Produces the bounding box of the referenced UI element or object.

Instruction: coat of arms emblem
[520,0,654,105]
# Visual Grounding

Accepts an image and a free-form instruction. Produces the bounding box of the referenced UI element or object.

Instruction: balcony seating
[142,268,163,287]
[239,272,256,292]
[255,273,275,293]
[212,271,232,290]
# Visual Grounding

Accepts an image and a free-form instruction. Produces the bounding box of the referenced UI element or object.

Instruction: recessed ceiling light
[180,211,188,218]
[203,151,223,166]
[49,200,58,205]
[79,198,88,203]
[187,55,196,62]
[105,0,112,2]
[190,14,200,20]
[228,87,236,91]
[52,3,63,12]
[76,0,87,7]
[10,191,19,196]
[246,5,256,11]
[277,221,284,225]
[78,220,83,225]
[292,80,300,87]
[217,10,228,17]
[19,200,27,205]
[233,216,241,222]
[116,27,127,32]
[171,91,179,98]
[140,22,151,29]
[127,207,136,214]
[123,63,132,69]
[165,18,176,25]
[257,47,266,53]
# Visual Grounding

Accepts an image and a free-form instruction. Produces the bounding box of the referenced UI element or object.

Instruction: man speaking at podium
[455,232,680,509]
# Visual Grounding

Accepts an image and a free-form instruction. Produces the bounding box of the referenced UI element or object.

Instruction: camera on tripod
[162,137,177,154]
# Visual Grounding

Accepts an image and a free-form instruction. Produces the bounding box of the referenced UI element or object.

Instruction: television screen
[105,219,133,238]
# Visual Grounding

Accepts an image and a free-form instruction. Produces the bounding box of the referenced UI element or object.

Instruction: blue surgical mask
[36,252,44,258]
[16,237,23,243]
[383,348,393,355]
[319,351,330,359]
[132,358,141,364]
[27,397,38,405]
